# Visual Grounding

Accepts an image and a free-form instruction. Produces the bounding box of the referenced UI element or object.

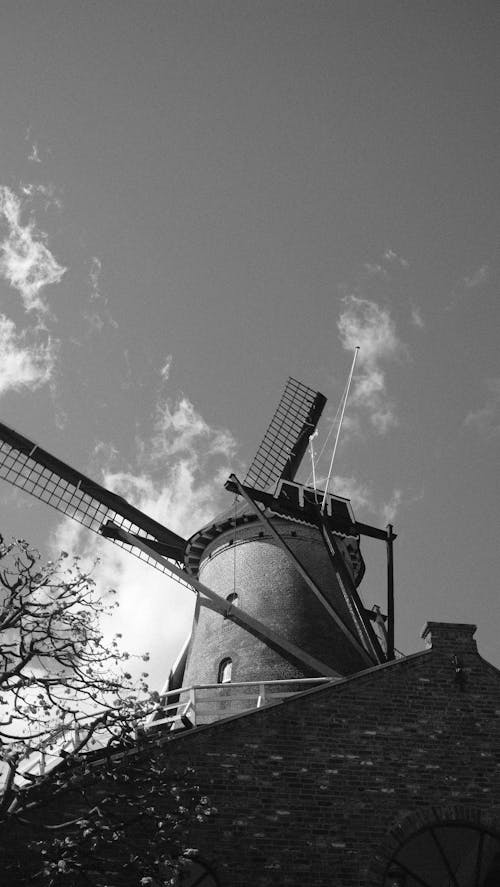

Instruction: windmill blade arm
[0,420,186,558]
[244,378,327,491]
[100,521,184,560]
[280,391,326,483]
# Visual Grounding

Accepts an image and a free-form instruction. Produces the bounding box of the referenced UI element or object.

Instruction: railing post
[257,682,266,707]
[189,687,197,727]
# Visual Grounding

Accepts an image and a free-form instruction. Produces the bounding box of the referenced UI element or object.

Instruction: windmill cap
[184,488,364,584]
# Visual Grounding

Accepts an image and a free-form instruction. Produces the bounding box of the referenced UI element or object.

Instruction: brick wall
[3,623,500,886]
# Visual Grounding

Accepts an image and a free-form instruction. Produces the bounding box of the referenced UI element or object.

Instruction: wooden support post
[189,687,197,727]
[386,524,396,661]
[319,519,383,664]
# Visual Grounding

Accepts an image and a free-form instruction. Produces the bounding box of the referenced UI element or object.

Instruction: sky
[0,1,499,688]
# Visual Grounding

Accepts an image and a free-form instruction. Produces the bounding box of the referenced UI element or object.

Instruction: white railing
[145,676,336,730]
[14,677,336,783]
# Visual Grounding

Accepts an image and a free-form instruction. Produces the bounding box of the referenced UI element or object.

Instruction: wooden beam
[319,518,385,664]
[224,478,394,542]
[101,521,341,679]
[386,524,396,661]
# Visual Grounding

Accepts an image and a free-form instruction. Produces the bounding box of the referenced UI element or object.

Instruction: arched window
[383,823,500,887]
[217,657,232,684]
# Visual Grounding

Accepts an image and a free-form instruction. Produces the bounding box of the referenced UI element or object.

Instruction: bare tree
[0,537,214,885]
[0,536,152,813]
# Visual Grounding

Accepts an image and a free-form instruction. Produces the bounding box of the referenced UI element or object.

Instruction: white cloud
[411,306,424,329]
[337,295,404,434]
[363,262,387,278]
[330,475,410,528]
[52,393,239,689]
[89,256,102,300]
[28,143,41,163]
[381,488,403,525]
[330,474,375,514]
[338,296,401,364]
[151,396,237,463]
[0,314,56,396]
[464,378,500,437]
[19,183,62,213]
[53,519,193,692]
[383,248,409,269]
[0,186,66,313]
[160,354,173,382]
[463,264,490,289]
[84,256,118,332]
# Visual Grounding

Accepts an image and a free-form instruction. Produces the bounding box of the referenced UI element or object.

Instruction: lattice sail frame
[0,421,188,582]
[244,377,326,492]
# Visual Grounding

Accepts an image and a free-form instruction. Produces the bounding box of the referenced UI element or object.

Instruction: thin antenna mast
[321,346,360,514]
[308,430,318,501]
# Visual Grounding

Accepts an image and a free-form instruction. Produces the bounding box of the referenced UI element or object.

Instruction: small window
[218,657,232,684]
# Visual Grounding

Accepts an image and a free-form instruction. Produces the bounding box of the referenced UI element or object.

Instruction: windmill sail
[244,377,326,491]
[0,420,186,572]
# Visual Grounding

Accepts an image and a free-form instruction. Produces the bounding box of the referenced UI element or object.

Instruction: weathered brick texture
[183,521,369,686]
[3,623,500,885]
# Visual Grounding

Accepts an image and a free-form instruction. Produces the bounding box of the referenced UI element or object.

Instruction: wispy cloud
[337,295,404,433]
[383,248,409,269]
[330,474,375,513]
[363,262,387,279]
[89,256,102,300]
[0,314,56,396]
[381,488,403,524]
[464,378,500,437]
[84,256,118,332]
[28,143,41,164]
[160,354,173,382]
[52,391,239,688]
[331,474,410,526]
[410,306,424,329]
[446,263,492,311]
[463,264,490,289]
[151,396,237,464]
[0,186,66,313]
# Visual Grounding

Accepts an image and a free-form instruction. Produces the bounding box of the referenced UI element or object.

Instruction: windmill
[0,377,395,735]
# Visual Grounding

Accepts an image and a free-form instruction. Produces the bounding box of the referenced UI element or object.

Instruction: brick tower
[178,377,386,692]
[182,490,371,686]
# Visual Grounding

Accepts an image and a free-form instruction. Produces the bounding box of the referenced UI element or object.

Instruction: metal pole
[321,346,360,513]
[386,524,395,660]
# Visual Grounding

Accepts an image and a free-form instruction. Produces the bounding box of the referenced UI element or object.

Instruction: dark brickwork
[183,520,369,686]
[5,623,500,886]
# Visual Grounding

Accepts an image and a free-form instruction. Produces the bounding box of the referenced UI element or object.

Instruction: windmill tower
[0,376,393,741]
[181,378,379,690]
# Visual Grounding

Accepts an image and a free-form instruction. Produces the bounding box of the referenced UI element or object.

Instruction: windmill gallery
[0,378,499,886]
